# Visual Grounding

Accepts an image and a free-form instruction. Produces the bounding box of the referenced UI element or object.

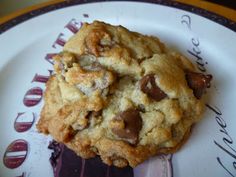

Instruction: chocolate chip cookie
[37,21,212,167]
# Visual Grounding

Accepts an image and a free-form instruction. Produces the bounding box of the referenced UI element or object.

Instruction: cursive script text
[207,104,236,177]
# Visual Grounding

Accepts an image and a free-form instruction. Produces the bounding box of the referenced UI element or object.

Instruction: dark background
[207,0,236,10]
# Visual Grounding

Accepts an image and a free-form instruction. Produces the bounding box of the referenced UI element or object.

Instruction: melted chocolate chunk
[111,109,142,145]
[140,74,167,101]
[185,71,212,99]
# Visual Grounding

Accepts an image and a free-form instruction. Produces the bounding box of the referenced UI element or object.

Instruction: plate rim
[0,0,235,34]
[0,1,235,177]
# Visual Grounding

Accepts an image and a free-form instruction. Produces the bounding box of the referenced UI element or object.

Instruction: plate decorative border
[0,1,235,177]
[0,0,235,34]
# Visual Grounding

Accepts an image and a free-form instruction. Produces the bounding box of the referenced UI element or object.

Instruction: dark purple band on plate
[48,140,134,177]
[0,0,235,34]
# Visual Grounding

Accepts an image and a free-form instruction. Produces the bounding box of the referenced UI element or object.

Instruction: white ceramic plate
[0,1,236,177]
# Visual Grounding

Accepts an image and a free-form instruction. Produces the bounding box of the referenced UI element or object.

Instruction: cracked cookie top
[37,21,212,167]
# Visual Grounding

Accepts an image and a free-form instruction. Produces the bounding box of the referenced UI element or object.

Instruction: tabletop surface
[0,0,236,22]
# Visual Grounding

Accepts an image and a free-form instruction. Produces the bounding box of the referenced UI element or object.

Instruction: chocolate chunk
[111,109,142,145]
[185,71,212,99]
[140,74,167,101]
